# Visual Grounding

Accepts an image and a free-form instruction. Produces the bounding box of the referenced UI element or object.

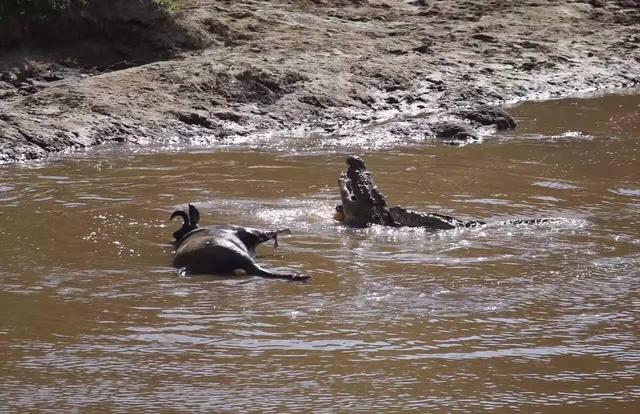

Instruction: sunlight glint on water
[0,92,639,412]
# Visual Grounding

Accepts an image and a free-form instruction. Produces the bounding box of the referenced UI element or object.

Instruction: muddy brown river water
[1,92,639,412]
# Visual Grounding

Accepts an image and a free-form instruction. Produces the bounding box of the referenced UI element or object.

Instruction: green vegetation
[0,1,83,19]
[155,0,181,14]
[0,0,180,21]
[0,0,183,48]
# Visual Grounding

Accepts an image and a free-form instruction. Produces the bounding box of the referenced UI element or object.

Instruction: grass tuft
[155,0,181,14]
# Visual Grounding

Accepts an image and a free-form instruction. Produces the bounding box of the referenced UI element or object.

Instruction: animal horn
[170,210,189,224]
[188,204,200,226]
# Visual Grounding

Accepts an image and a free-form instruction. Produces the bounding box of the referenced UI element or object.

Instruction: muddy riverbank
[1,0,639,162]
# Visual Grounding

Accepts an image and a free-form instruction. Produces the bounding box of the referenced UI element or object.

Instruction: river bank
[1,0,638,163]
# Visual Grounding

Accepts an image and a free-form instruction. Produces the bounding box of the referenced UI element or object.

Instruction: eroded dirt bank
[1,0,639,162]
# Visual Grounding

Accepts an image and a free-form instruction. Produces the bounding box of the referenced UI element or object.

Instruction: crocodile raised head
[335,156,554,229]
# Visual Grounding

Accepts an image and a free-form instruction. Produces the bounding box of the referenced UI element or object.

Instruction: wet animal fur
[170,204,307,281]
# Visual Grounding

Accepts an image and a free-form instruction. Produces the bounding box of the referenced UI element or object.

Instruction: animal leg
[250,264,310,281]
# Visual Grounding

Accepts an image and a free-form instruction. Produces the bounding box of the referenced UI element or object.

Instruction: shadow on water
[1,91,639,412]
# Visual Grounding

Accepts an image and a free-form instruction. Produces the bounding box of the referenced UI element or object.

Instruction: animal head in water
[170,203,200,242]
[235,227,292,253]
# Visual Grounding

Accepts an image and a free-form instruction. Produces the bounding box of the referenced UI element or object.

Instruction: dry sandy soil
[0,0,638,162]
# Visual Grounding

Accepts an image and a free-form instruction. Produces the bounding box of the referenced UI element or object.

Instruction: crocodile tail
[505,218,559,225]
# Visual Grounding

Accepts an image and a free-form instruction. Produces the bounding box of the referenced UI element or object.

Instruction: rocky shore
[1,0,639,162]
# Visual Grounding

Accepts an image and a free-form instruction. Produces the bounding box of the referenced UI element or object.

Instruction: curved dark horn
[188,204,200,226]
[170,210,189,224]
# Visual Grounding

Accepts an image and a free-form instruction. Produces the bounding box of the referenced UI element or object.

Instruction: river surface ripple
[1,92,639,412]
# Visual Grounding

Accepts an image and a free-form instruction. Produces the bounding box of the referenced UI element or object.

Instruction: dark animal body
[336,156,558,229]
[170,204,308,281]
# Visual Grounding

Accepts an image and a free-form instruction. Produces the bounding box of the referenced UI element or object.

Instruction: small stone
[454,105,517,130]
[413,44,431,54]
[175,112,214,129]
[433,121,478,141]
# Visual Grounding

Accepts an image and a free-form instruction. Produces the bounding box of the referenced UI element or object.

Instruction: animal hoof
[289,273,311,282]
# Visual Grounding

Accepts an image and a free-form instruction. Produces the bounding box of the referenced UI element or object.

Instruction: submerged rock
[433,121,478,141]
[454,105,517,130]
